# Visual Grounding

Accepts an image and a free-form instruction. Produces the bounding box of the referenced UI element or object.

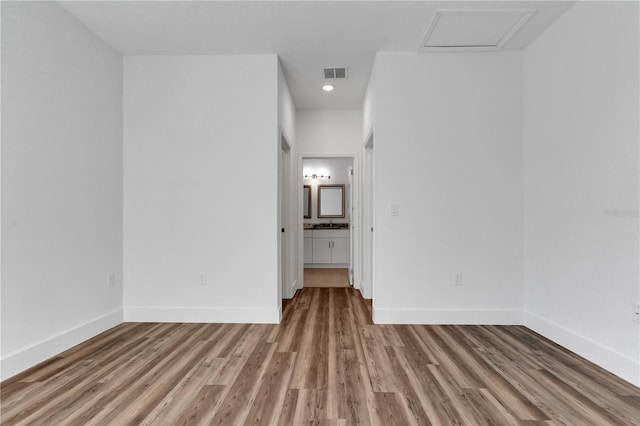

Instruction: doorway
[298,155,359,291]
[362,130,374,300]
[279,131,291,312]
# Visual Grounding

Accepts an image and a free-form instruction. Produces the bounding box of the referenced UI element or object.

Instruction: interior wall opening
[302,157,354,288]
[294,155,363,294]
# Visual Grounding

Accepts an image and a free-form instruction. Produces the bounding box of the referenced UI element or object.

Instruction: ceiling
[58,1,575,111]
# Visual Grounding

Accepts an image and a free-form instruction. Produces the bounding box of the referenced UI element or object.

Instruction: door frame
[362,128,375,301]
[278,128,292,318]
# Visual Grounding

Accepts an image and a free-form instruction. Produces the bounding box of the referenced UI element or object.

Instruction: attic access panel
[419,9,536,52]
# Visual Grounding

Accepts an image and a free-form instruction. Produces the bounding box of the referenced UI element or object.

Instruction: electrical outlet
[633,303,640,324]
[200,273,207,286]
[390,204,399,216]
[453,272,463,286]
[107,273,115,288]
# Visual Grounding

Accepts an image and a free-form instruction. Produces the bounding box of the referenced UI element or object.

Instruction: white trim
[0,309,123,381]
[279,128,292,320]
[373,308,522,325]
[124,306,280,324]
[524,311,640,387]
[364,126,374,149]
[280,125,291,152]
[303,263,349,269]
[283,279,298,300]
[362,134,374,300]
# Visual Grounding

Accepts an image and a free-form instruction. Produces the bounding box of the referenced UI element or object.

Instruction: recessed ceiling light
[322,84,334,92]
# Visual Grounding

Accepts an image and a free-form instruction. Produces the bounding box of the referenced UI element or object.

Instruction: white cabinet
[305,229,350,265]
[331,236,350,263]
[312,237,332,263]
[303,230,313,263]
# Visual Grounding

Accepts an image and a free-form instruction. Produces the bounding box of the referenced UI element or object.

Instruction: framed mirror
[318,184,345,218]
[303,185,311,218]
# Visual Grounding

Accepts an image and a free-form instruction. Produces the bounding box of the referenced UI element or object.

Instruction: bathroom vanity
[304,227,350,266]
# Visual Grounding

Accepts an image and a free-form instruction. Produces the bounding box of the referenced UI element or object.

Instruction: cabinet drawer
[312,229,349,238]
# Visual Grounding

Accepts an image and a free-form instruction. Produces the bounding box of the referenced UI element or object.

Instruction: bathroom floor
[304,268,349,288]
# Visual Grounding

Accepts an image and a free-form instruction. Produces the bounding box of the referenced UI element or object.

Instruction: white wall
[362,60,376,139]
[296,110,362,155]
[123,55,280,323]
[523,1,639,386]
[370,52,524,324]
[1,1,123,380]
[361,62,377,300]
[278,62,295,149]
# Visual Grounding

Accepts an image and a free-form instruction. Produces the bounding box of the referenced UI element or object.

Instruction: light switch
[390,204,399,216]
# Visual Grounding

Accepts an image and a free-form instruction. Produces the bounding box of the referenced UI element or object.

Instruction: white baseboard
[1,309,123,381]
[304,263,348,269]
[124,306,280,324]
[372,308,523,325]
[524,311,640,387]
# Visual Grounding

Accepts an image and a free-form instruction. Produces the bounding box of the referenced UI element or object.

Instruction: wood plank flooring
[2,287,639,425]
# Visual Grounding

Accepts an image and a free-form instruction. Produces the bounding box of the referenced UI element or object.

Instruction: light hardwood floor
[304,268,350,288]
[2,288,639,425]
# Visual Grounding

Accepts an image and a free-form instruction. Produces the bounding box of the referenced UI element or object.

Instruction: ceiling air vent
[419,9,536,52]
[324,67,348,79]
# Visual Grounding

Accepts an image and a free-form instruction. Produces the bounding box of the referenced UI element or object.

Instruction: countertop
[304,223,349,230]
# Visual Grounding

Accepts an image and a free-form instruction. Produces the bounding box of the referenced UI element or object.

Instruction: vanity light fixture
[322,84,334,92]
[304,173,331,180]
